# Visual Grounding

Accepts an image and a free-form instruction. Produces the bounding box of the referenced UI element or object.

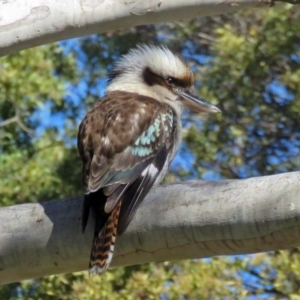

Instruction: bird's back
[78,91,178,274]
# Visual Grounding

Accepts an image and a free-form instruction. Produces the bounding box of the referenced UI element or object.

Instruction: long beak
[175,90,221,113]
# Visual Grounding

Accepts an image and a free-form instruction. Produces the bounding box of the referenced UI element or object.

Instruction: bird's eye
[165,77,174,86]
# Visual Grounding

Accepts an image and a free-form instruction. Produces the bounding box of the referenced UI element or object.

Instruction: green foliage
[5,254,300,299]
[187,5,300,179]
[1,3,300,299]
[0,44,77,151]
[0,44,81,206]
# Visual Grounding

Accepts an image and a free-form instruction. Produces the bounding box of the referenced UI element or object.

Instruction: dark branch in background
[245,270,287,298]
[0,114,33,135]
[0,116,19,128]
[0,99,33,135]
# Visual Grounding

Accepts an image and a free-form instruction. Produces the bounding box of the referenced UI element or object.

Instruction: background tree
[1,4,300,299]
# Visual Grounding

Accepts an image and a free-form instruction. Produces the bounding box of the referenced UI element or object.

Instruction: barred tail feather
[89,201,121,275]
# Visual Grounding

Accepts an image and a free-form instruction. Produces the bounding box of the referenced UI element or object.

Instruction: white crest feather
[113,44,188,80]
[106,44,192,114]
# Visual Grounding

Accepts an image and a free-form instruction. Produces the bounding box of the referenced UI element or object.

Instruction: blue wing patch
[130,111,174,157]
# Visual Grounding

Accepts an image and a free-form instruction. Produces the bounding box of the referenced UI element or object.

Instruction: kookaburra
[77,44,220,275]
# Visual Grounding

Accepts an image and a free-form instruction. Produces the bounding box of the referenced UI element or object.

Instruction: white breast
[154,113,182,185]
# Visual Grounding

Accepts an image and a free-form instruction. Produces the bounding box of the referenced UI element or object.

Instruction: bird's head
[106,44,220,114]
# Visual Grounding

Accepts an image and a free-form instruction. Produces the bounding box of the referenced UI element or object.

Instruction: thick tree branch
[0,171,300,285]
[0,0,279,57]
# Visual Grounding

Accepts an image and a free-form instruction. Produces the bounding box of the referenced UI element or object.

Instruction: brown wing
[77,91,176,233]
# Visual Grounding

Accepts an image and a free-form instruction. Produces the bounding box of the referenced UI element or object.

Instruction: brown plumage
[78,91,177,274]
[89,200,121,271]
[77,45,220,275]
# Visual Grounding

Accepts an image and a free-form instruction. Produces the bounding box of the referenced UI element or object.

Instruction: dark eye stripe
[143,67,164,86]
[143,67,192,89]
[170,77,190,88]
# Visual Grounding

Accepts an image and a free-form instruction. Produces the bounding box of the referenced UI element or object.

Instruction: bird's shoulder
[84,91,171,121]
[78,91,176,156]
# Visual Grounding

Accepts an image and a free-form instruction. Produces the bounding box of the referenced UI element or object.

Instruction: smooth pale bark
[0,0,275,56]
[0,171,300,284]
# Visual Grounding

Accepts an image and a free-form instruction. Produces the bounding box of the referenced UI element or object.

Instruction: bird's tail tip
[89,264,108,275]
[88,201,121,275]
[88,245,114,275]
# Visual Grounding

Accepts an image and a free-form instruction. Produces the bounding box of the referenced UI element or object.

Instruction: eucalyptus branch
[0,0,288,56]
[0,171,300,285]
